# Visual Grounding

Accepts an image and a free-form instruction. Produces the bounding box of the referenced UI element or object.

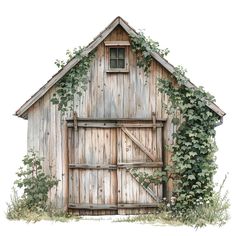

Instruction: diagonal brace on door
[121,127,156,162]
[128,168,159,202]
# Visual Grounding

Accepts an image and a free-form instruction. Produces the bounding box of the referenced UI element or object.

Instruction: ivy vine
[158,66,219,214]
[130,31,169,76]
[51,47,95,114]
[130,33,220,216]
[131,168,168,188]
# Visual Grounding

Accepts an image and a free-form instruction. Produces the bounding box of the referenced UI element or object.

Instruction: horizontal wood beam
[69,162,163,170]
[104,41,130,46]
[67,122,163,128]
[66,118,167,122]
[69,164,117,170]
[118,203,158,209]
[121,123,163,128]
[67,122,116,128]
[68,203,159,210]
[118,162,163,168]
[68,203,117,210]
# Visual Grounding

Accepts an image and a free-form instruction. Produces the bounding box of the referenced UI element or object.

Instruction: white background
[0,0,235,235]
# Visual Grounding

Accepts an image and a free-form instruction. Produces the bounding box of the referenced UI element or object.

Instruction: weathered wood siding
[76,26,161,119]
[68,126,117,215]
[117,125,163,215]
[26,25,175,210]
[27,88,65,209]
[67,121,163,215]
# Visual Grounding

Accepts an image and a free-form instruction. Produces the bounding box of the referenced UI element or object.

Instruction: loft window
[110,48,125,69]
[104,41,130,73]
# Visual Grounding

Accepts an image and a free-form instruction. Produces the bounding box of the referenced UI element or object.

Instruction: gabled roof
[15,16,225,119]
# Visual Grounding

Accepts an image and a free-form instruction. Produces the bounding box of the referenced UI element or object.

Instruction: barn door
[117,121,163,214]
[67,119,163,215]
[67,125,118,215]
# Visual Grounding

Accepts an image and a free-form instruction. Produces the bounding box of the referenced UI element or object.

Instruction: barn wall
[75,26,165,119]
[26,25,175,210]
[27,87,66,209]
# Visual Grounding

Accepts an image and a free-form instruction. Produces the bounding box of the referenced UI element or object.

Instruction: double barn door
[67,119,163,215]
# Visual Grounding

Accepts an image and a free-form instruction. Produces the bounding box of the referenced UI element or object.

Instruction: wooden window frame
[104,41,130,73]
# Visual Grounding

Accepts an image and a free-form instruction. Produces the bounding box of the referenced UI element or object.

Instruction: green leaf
[172,117,180,125]
[188,175,196,180]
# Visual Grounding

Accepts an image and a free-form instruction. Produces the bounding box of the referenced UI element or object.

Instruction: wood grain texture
[73,26,162,119]
[68,127,118,215]
[117,126,162,214]
[25,25,177,215]
[121,127,157,161]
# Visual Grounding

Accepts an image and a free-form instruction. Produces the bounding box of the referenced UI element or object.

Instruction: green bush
[7,150,59,220]
[175,176,230,228]
[14,150,59,210]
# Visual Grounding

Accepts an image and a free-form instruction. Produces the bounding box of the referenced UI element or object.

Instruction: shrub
[175,175,230,228]
[7,150,59,220]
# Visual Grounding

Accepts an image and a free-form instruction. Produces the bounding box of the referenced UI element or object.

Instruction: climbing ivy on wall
[130,31,169,76]
[51,47,95,115]
[158,66,219,214]
[130,32,222,218]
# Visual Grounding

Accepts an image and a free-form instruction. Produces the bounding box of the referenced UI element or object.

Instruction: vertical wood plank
[129,58,136,118]
[156,128,162,162]
[96,45,105,118]
[104,128,110,212]
[110,128,117,209]
[67,128,73,204]
[120,129,127,212]
[97,129,104,209]
[156,63,162,119]
[78,128,85,163]
[27,108,34,151]
[62,121,69,211]
[91,129,98,206]
[117,128,123,214]
[34,102,40,152]
[55,103,61,207]
[43,92,50,176]
[149,62,156,116]
[38,98,44,163]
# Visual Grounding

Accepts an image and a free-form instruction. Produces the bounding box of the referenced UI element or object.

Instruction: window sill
[106,69,130,73]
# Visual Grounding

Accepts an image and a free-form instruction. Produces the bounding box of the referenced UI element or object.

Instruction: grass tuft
[114,212,182,226]
[6,189,81,222]
[114,176,230,228]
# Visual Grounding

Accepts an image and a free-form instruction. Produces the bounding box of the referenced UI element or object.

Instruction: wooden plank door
[68,126,118,215]
[67,119,163,215]
[117,122,163,214]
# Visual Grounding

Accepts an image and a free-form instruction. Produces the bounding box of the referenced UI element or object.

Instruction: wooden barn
[15,17,225,215]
